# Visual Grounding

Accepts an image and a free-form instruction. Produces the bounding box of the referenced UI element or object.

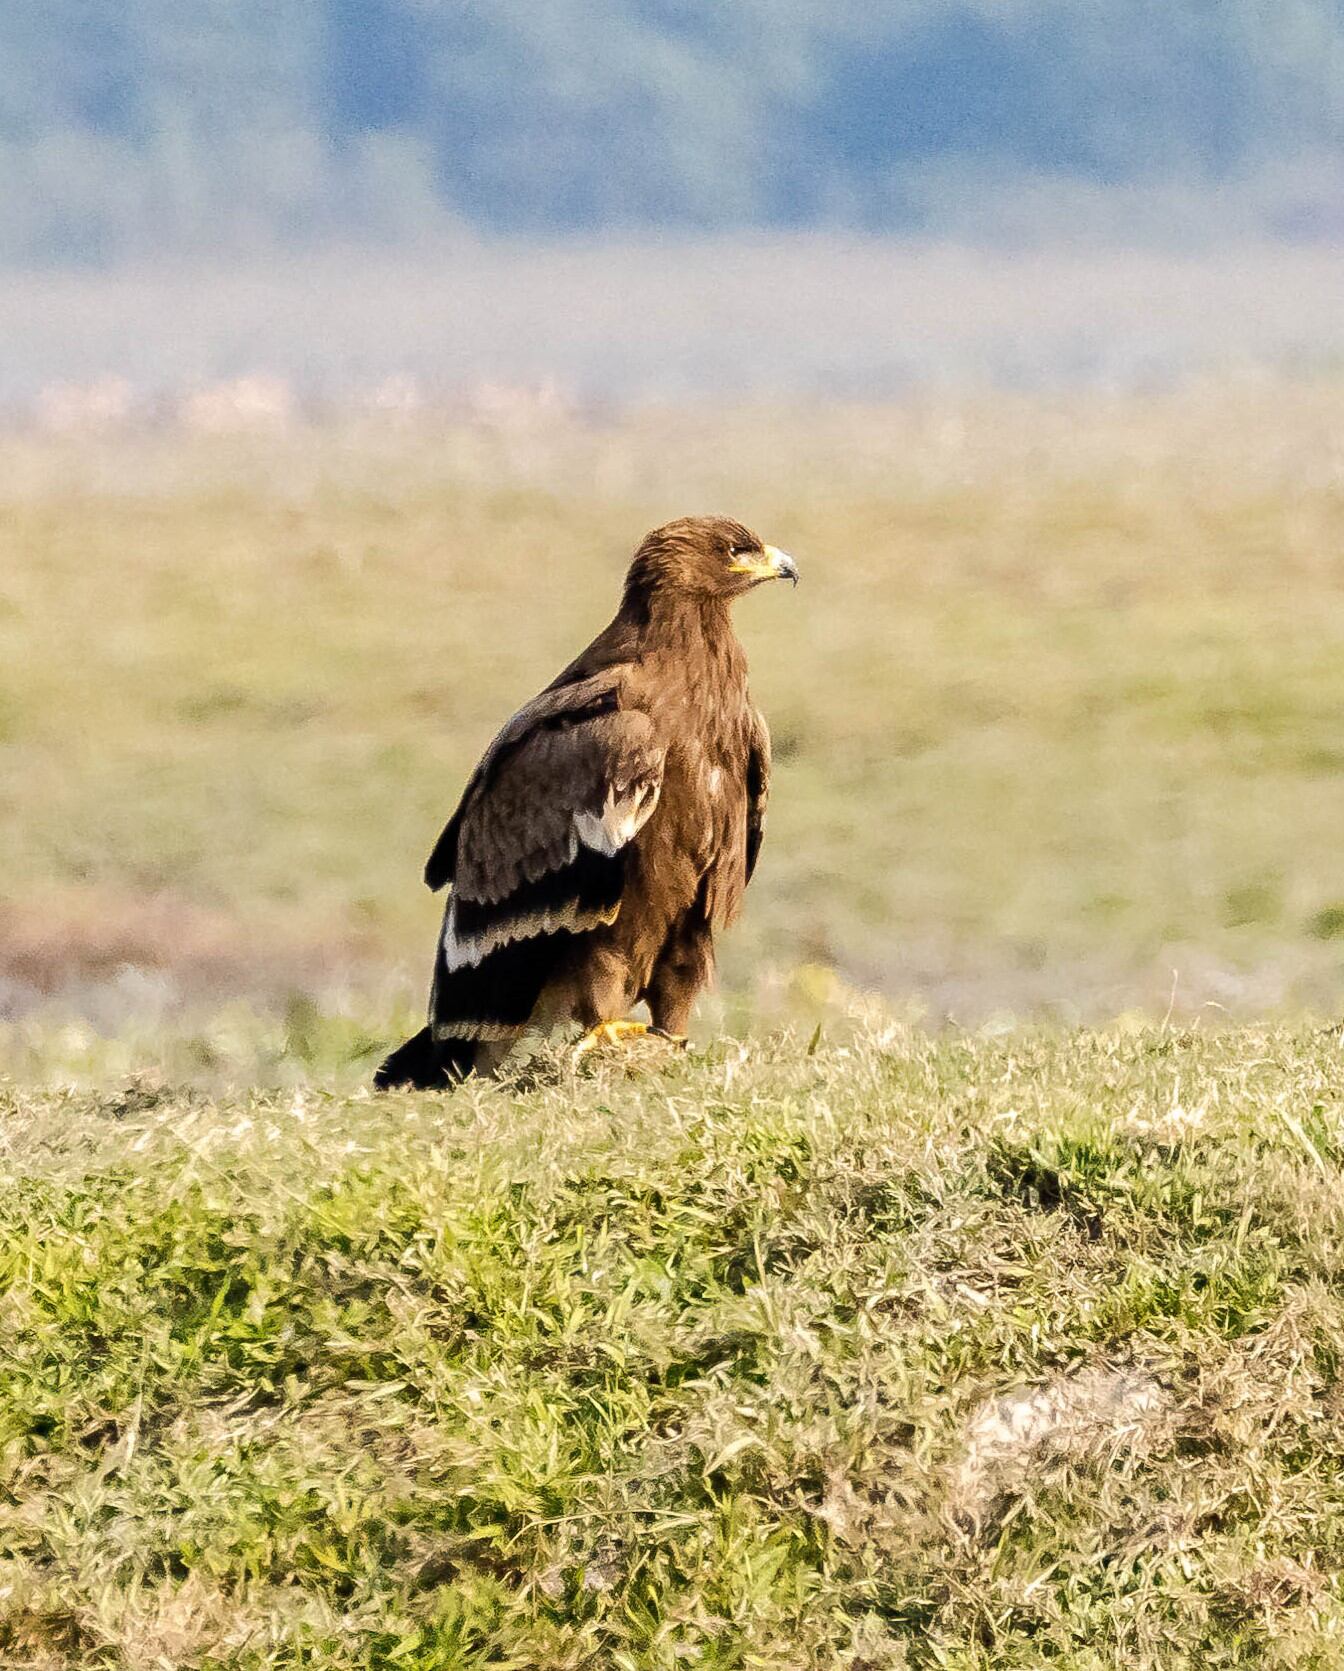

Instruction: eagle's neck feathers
[621,589,744,701]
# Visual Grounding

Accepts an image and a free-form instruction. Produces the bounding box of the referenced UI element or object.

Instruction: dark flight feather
[430,933,558,1040]
[450,843,626,952]
[745,713,771,886]
[373,1026,478,1090]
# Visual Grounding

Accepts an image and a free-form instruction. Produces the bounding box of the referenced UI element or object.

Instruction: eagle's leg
[569,944,638,1063]
[645,913,713,1041]
[569,946,685,1063]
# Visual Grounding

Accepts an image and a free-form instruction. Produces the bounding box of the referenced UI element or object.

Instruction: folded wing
[425,676,664,1040]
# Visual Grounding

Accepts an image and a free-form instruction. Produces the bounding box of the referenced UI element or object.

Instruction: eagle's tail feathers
[373,1026,478,1091]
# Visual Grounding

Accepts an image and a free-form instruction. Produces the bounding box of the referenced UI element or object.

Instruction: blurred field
[4,375,1344,1056]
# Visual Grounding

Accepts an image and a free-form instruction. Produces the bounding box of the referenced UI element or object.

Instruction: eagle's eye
[728,543,756,558]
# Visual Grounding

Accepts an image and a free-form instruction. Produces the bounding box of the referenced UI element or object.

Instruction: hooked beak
[729,544,800,586]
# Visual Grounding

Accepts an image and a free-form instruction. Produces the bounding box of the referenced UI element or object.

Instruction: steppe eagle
[375,515,798,1089]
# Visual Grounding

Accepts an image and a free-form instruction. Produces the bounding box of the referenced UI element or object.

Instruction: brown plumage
[375,515,798,1090]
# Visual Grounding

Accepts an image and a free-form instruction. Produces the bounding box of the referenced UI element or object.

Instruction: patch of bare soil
[0,888,380,1020]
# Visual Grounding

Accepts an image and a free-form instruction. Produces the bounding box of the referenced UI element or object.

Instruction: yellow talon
[572,1019,650,1063]
[571,1021,691,1067]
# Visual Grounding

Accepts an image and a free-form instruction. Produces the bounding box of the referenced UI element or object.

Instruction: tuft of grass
[5,1021,1344,1665]
[1309,907,1344,943]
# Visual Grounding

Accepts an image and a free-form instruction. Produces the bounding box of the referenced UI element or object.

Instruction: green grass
[6,1021,1344,1667]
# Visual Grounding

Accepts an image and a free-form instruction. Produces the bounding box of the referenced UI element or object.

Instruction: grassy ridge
[6,1024,1344,1667]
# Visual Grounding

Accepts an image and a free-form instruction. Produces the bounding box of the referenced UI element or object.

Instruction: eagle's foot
[572,1019,651,1064]
[572,1021,692,1070]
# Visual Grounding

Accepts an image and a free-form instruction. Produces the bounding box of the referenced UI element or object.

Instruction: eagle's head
[625,516,800,602]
